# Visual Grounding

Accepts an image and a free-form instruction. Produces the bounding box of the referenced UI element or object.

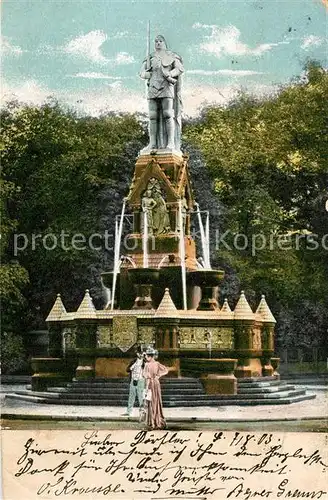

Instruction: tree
[184,62,328,347]
[1,100,147,340]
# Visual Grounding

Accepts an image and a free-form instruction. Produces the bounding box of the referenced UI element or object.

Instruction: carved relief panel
[252,326,262,351]
[97,324,113,347]
[138,326,155,346]
[213,328,234,349]
[112,316,138,352]
[178,327,233,350]
[63,327,77,349]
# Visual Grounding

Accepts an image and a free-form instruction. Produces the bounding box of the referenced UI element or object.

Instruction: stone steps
[7,377,316,407]
[43,394,316,407]
[238,384,296,394]
[54,387,306,399]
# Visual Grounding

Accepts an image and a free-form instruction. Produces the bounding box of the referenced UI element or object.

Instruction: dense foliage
[185,62,328,348]
[1,102,146,371]
[1,63,327,371]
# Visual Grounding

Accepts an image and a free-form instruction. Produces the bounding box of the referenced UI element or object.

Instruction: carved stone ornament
[141,179,171,235]
[252,327,262,351]
[63,327,77,348]
[112,316,138,352]
[138,326,155,345]
[214,328,234,349]
[97,325,113,347]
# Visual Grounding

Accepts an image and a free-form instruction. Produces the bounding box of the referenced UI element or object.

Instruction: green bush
[1,331,28,374]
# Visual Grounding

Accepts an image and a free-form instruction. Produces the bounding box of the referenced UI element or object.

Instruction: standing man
[124,347,145,416]
[140,34,184,152]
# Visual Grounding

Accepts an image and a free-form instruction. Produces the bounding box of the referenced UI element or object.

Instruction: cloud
[63,30,109,64]
[187,69,264,77]
[1,35,23,56]
[1,77,276,119]
[61,31,135,66]
[114,52,135,64]
[1,80,50,105]
[111,31,129,39]
[70,72,123,79]
[301,35,324,50]
[183,83,238,115]
[183,81,276,116]
[0,78,144,117]
[193,23,288,58]
[70,87,144,116]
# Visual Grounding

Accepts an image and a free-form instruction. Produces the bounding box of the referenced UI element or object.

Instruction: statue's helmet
[155,35,168,48]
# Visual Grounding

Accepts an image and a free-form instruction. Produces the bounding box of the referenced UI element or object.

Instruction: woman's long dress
[143,360,168,429]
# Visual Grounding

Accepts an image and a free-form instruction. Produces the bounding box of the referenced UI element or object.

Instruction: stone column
[75,323,97,379]
[48,323,63,357]
[261,323,275,376]
[234,321,255,378]
[154,316,181,377]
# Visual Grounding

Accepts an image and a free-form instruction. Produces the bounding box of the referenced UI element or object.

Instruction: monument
[140,34,183,153]
[30,33,313,405]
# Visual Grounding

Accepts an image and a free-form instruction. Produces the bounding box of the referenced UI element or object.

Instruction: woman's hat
[145,346,157,356]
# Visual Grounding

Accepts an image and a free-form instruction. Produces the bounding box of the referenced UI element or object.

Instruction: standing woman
[143,347,168,430]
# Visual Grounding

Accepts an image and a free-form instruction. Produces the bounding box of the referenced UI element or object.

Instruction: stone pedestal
[261,355,274,377]
[271,357,280,379]
[159,350,181,377]
[75,352,96,379]
[201,373,237,395]
[181,358,237,395]
[31,357,67,391]
[126,152,197,272]
[234,356,263,378]
[129,268,159,310]
[234,360,252,378]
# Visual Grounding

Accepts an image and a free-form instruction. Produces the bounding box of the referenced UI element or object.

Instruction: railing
[275,346,328,374]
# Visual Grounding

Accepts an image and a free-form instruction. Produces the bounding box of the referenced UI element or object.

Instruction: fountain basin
[128,267,160,284]
[189,269,224,287]
[101,271,116,289]
[181,358,237,375]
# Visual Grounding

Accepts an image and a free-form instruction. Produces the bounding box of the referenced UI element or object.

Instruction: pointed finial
[155,288,179,318]
[256,295,276,323]
[46,293,67,322]
[234,290,254,320]
[75,289,97,319]
[220,297,233,316]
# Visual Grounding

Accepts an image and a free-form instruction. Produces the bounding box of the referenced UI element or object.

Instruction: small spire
[46,293,67,322]
[221,298,232,313]
[155,288,179,317]
[256,295,276,323]
[219,297,233,318]
[234,290,254,320]
[75,289,97,319]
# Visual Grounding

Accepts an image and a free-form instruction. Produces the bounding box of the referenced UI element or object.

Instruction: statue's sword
[146,20,150,71]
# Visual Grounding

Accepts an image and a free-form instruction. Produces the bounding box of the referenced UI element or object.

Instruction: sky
[1,0,327,117]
